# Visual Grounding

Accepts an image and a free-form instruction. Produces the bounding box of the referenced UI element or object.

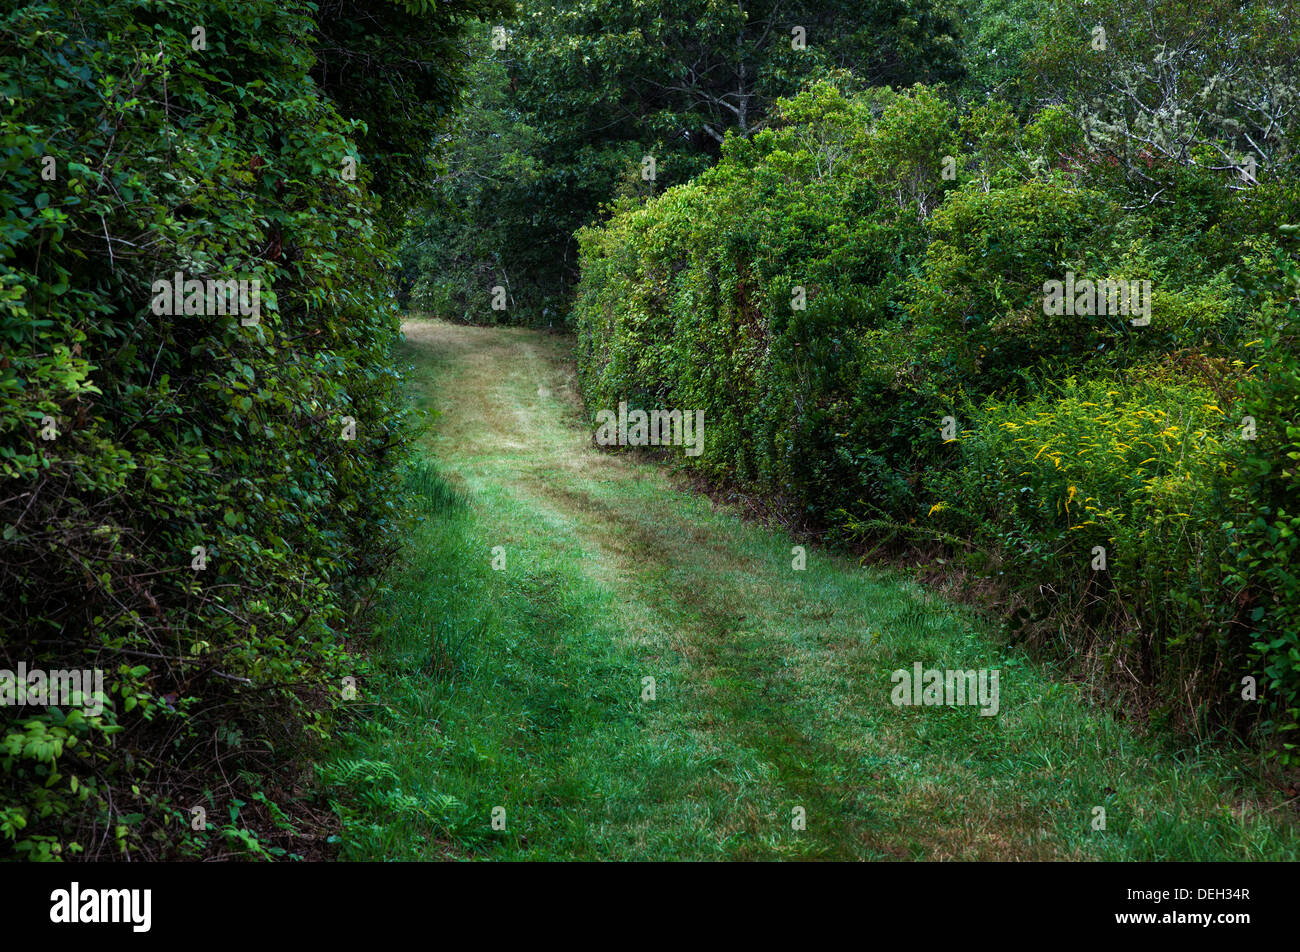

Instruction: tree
[1027,0,1300,203]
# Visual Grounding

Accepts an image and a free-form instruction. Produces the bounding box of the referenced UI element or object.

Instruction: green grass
[321,318,1300,860]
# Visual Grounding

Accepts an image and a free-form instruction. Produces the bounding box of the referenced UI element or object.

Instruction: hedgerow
[572,79,1300,756]
[1,0,503,860]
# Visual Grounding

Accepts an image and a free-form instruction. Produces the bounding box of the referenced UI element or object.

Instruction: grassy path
[328,317,1298,860]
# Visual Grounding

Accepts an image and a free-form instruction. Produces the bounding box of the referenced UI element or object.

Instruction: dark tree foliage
[310,0,510,227]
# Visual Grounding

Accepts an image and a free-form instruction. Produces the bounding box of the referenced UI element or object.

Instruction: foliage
[400,0,967,322]
[1226,242,1300,761]
[0,0,501,860]
[572,69,1300,751]
[935,373,1240,710]
[1026,0,1300,206]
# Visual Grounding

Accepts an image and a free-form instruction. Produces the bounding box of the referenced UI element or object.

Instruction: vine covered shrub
[0,0,501,859]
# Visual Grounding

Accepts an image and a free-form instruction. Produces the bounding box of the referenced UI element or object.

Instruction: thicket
[1,0,503,860]
[573,10,1300,758]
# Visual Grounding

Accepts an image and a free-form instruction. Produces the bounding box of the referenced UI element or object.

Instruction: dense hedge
[573,81,1300,755]
[1,0,501,860]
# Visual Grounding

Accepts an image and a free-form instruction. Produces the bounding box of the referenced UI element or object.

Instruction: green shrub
[575,83,947,518]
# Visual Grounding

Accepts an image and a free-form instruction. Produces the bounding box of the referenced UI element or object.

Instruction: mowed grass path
[328,317,1299,860]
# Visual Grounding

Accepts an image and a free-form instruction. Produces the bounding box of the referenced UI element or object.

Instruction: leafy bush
[0,0,501,860]
[576,83,948,517]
